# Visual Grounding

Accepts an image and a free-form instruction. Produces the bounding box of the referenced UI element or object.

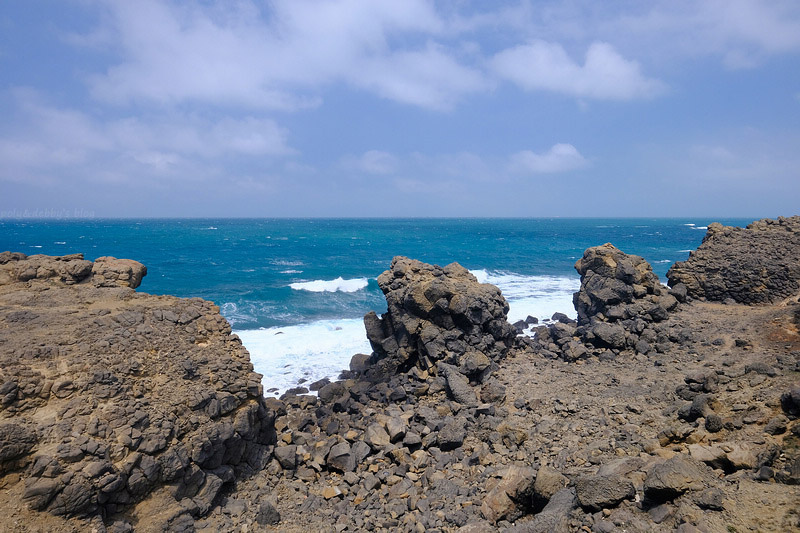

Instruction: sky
[1,0,799,218]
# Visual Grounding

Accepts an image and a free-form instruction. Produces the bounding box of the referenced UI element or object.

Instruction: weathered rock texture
[0,252,146,288]
[667,216,800,304]
[0,253,275,531]
[573,243,671,326]
[363,256,516,383]
[531,243,681,360]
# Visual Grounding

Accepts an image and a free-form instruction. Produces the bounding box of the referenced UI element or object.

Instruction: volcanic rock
[0,253,274,530]
[364,256,515,376]
[667,216,800,304]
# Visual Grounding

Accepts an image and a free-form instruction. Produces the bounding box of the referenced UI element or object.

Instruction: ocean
[0,217,753,395]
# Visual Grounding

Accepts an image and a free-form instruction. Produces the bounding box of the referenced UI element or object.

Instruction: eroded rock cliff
[667,216,800,304]
[0,253,276,532]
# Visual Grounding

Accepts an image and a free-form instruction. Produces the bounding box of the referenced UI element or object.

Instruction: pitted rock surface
[667,216,800,304]
[0,253,275,530]
[0,252,146,288]
[363,256,516,379]
[572,243,667,326]
[532,243,680,360]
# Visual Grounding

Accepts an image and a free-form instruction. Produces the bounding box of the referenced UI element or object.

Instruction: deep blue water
[1,218,752,329]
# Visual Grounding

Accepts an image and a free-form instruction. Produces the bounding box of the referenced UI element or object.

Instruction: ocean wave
[470,269,579,323]
[290,277,369,293]
[654,259,672,264]
[236,319,371,396]
[280,269,303,274]
[220,302,294,327]
[684,223,695,226]
[691,226,708,230]
[270,259,304,267]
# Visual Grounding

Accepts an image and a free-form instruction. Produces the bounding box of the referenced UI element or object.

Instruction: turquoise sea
[0,218,753,394]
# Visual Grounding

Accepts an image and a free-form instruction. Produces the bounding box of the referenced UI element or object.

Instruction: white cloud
[345,150,398,175]
[602,1,800,69]
[0,91,294,185]
[84,0,485,111]
[492,41,666,100]
[356,43,490,110]
[509,144,587,174]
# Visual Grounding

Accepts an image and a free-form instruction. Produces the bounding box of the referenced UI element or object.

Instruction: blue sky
[1,0,798,217]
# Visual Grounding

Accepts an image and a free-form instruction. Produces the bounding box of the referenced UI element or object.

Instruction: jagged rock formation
[0,253,275,531]
[363,256,516,383]
[667,216,800,304]
[531,243,681,360]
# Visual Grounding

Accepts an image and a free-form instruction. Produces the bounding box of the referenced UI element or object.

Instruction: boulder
[92,257,148,288]
[480,465,537,523]
[505,487,576,533]
[256,498,280,526]
[364,257,515,377]
[781,385,800,418]
[575,474,635,512]
[644,456,707,502]
[326,442,355,473]
[532,465,569,511]
[0,423,37,473]
[573,243,663,326]
[438,418,467,451]
[364,423,391,450]
[439,362,479,407]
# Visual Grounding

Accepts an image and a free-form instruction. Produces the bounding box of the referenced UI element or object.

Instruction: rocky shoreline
[1,217,799,532]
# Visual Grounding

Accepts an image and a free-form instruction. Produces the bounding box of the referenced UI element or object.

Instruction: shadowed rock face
[572,243,665,327]
[363,256,516,379]
[667,216,800,304]
[0,252,276,529]
[528,243,686,361]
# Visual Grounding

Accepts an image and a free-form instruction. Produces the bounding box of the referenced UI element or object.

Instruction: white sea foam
[470,269,579,323]
[54,241,66,245]
[237,270,581,394]
[237,319,371,396]
[692,226,708,230]
[684,223,695,226]
[270,259,304,266]
[290,277,368,293]
[280,269,303,274]
[654,259,672,264]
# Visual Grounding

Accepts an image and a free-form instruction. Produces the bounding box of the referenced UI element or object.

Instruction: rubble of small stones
[2,215,800,532]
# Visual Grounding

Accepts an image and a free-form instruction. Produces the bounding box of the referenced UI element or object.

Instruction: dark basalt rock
[533,243,678,360]
[362,256,515,381]
[667,216,800,304]
[573,243,671,328]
